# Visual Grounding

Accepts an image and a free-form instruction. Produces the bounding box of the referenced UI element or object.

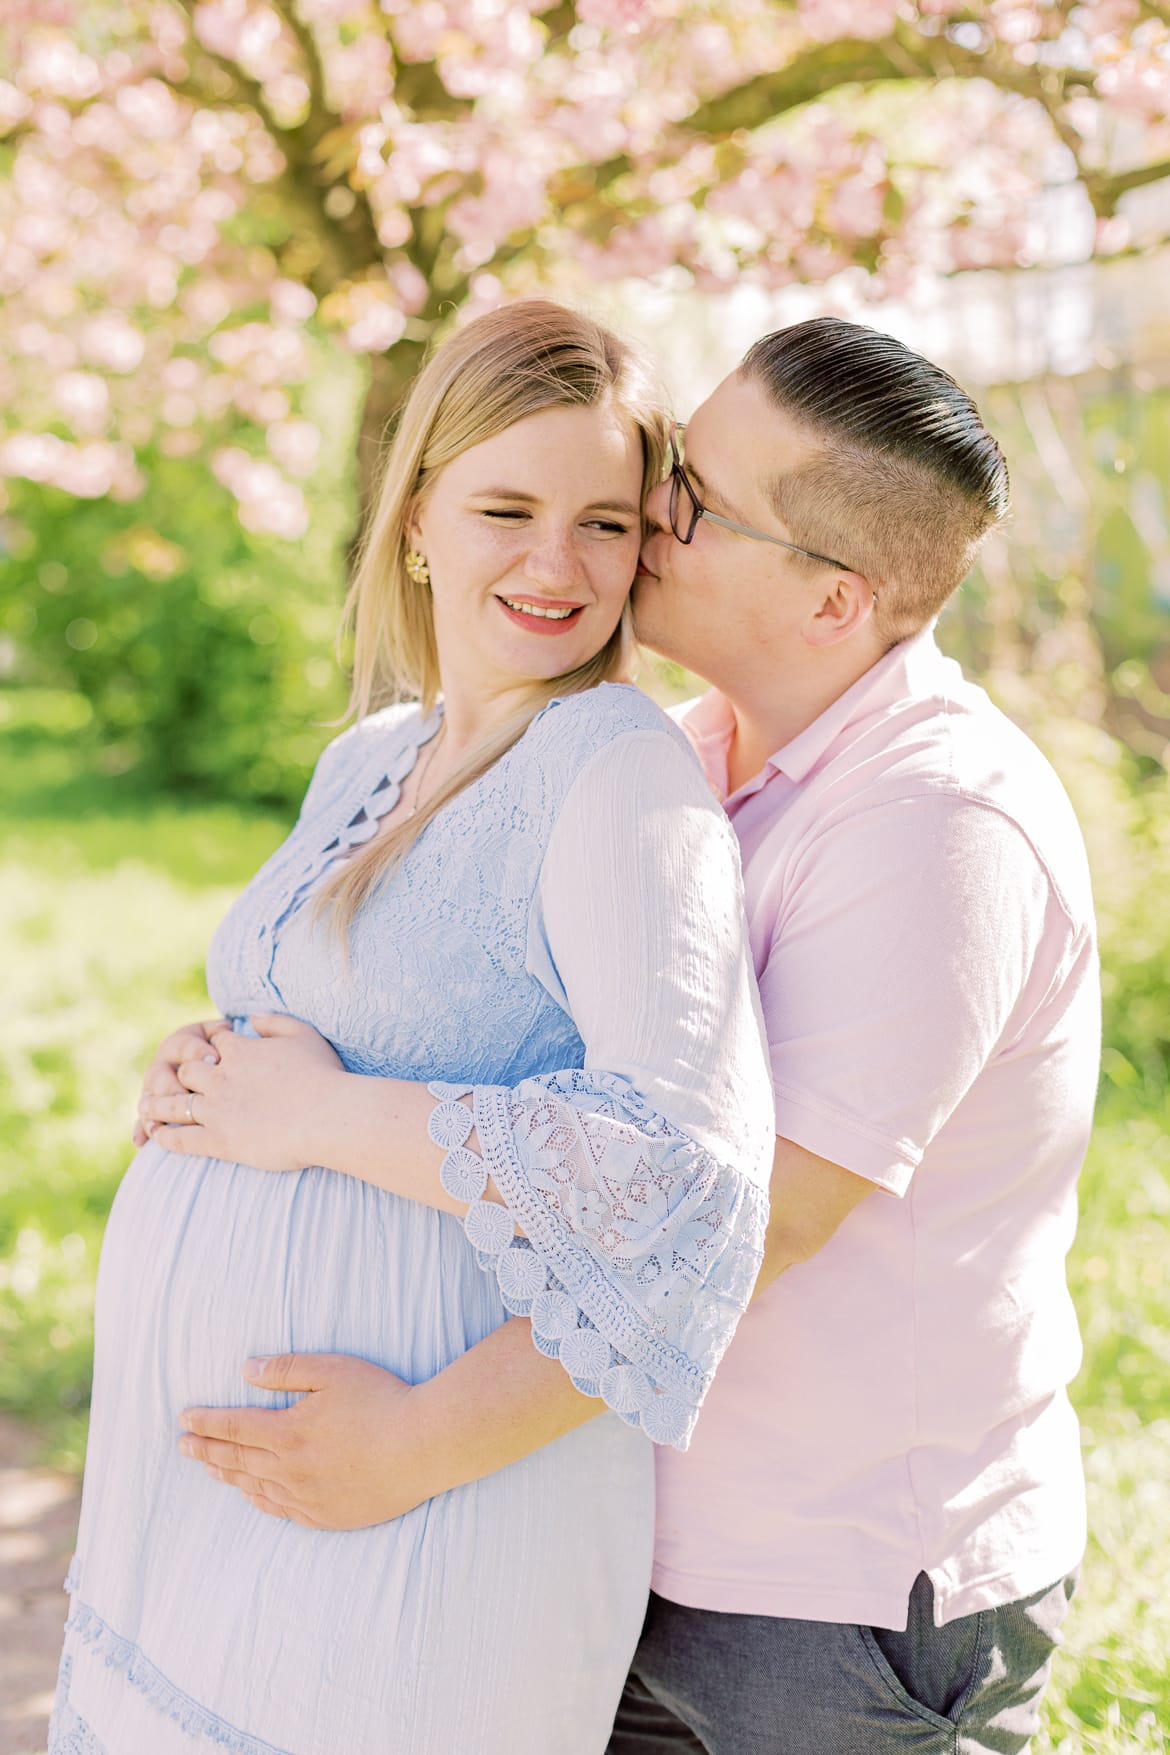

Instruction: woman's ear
[802,569,876,649]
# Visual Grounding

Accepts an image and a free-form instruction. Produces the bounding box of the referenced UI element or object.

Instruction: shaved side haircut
[740,319,1010,644]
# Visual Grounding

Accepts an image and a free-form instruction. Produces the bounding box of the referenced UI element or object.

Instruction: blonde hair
[321,300,671,932]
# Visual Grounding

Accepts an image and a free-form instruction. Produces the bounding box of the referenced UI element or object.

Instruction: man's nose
[643,478,671,535]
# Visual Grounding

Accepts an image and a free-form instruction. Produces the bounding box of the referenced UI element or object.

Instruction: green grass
[2,714,1168,1752]
[0,724,289,1467]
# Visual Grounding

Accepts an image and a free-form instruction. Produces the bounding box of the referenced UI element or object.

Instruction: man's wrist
[404,1372,467,1499]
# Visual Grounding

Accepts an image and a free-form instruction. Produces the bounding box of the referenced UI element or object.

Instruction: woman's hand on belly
[132,1016,226,1149]
[142,1013,346,1174]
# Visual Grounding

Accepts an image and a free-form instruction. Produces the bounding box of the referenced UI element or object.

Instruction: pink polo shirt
[653,627,1100,1631]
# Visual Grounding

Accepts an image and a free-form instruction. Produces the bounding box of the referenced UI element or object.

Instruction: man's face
[633,371,834,680]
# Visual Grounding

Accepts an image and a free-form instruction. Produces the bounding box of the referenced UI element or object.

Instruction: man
[175,320,1099,1753]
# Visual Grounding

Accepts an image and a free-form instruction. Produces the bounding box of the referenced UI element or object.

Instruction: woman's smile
[495,592,587,633]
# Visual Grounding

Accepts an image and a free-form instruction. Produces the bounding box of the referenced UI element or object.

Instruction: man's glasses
[667,431,853,573]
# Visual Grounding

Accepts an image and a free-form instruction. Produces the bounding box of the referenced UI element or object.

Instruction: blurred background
[1,3,1169,1752]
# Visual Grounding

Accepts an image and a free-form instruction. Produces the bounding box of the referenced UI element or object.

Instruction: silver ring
[185,1092,196,1125]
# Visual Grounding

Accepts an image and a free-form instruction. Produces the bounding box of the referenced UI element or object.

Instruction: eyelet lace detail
[427,1072,767,1451]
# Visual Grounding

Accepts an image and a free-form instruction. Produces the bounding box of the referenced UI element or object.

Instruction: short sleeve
[447,727,775,1449]
[761,794,1068,1193]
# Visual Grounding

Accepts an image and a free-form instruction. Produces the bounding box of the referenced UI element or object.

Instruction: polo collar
[685,623,948,800]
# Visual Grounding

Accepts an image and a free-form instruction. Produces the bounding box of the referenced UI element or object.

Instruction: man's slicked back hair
[740,318,1009,643]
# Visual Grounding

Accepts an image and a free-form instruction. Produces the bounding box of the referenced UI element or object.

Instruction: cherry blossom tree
[2,0,1170,535]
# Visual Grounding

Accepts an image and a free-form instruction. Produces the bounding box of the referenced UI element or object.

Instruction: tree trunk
[349,337,431,572]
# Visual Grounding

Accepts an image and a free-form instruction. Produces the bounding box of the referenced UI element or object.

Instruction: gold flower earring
[404,549,431,588]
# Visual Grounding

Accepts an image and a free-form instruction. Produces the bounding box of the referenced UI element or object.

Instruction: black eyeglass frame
[667,432,855,574]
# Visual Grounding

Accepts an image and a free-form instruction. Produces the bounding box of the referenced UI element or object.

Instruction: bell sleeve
[428,725,774,1449]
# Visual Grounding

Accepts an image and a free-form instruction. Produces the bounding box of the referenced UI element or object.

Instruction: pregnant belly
[96,1140,507,1409]
[70,1145,655,1755]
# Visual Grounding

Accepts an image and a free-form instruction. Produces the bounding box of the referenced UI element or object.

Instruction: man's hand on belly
[179,1320,600,1525]
[178,1353,451,1528]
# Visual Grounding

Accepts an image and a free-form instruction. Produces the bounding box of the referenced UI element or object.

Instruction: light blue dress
[51,684,773,1755]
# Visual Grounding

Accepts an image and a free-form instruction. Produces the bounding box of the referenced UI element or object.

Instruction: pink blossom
[574,0,648,33]
[192,0,250,63]
[114,79,182,139]
[345,302,407,352]
[0,80,33,131]
[387,257,429,313]
[20,35,102,101]
[390,2,450,64]
[270,279,318,323]
[1,0,1168,535]
[1073,0,1139,40]
[829,169,886,240]
[0,432,66,482]
[0,433,141,499]
[1098,57,1170,121]
[318,276,408,351]
[161,392,200,427]
[267,417,321,477]
[300,0,370,20]
[212,445,309,537]
[80,315,147,374]
[798,0,898,44]
[55,371,111,435]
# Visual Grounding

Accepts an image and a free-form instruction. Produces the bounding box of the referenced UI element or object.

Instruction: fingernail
[246,1356,270,1374]
[202,1053,218,1064]
[178,1438,194,1457]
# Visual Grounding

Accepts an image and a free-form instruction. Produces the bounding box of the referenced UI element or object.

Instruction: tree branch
[269,0,328,120]
[684,38,926,136]
[168,0,383,281]
[682,30,1089,137]
[170,0,291,132]
[1093,158,1170,211]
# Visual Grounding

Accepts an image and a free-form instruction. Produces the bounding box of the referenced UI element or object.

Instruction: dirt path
[0,1417,79,1755]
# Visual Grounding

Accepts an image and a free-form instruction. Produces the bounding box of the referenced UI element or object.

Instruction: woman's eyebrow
[470,487,540,502]
[470,489,639,516]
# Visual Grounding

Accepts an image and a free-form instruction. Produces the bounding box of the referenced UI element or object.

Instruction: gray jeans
[607,1572,1077,1755]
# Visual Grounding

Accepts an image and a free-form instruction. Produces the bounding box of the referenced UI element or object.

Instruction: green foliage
[1036,713,1170,1099]
[0,454,347,809]
[940,379,1170,781]
[0,345,360,810]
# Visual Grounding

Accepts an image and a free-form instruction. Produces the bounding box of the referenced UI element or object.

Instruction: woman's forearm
[306,1070,489,1217]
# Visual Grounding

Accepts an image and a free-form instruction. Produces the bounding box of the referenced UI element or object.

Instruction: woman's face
[410,400,644,701]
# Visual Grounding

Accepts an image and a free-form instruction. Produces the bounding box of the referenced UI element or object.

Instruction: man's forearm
[750,1135,876,1301]
[411,1316,603,1493]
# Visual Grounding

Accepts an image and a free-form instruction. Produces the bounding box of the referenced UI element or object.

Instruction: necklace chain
[408,723,445,818]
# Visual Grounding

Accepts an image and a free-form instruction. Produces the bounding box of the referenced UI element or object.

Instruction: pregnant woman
[51,300,774,1755]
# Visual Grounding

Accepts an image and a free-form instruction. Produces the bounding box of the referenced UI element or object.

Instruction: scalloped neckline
[321,704,444,863]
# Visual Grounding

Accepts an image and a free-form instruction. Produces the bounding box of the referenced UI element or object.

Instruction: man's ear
[802,570,875,649]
